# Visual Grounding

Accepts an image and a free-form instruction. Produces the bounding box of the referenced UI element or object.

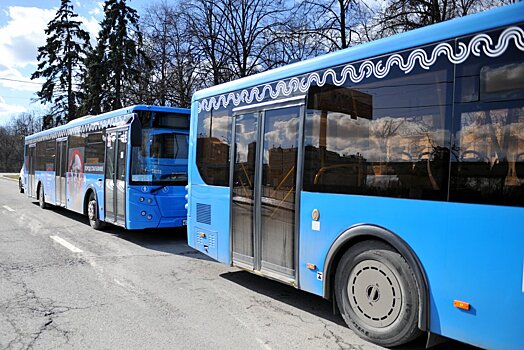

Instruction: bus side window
[451,28,524,207]
[303,44,453,201]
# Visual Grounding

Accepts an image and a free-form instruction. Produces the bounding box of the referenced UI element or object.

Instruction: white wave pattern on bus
[26,114,133,144]
[198,26,524,113]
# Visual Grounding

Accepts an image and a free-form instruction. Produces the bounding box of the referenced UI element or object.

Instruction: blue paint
[298,192,524,349]
[25,105,190,230]
[187,3,524,349]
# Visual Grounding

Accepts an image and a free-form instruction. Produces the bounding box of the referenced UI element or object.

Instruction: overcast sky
[0,0,148,125]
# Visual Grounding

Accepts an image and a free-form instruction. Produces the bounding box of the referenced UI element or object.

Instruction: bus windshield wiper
[150,185,166,194]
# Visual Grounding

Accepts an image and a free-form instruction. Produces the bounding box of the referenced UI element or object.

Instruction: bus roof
[192,1,524,102]
[25,105,189,141]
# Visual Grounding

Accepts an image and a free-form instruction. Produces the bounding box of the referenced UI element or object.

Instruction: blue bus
[187,3,524,349]
[24,105,189,230]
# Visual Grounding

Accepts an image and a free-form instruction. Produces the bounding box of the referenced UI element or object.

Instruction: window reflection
[451,106,524,205]
[196,110,232,186]
[304,67,452,201]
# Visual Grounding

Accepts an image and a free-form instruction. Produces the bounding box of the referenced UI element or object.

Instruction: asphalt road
[0,176,476,350]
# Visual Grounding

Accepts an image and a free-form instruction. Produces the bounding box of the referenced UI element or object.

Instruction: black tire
[19,178,24,193]
[335,240,422,347]
[87,193,104,230]
[38,185,47,209]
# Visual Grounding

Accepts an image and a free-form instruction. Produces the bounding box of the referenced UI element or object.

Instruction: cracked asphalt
[0,177,476,350]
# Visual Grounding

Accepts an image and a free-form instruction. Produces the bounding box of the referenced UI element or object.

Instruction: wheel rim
[88,201,96,221]
[347,259,402,328]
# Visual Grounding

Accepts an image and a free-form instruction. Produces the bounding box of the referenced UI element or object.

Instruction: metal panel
[28,145,36,197]
[230,112,258,267]
[229,102,304,281]
[196,203,211,224]
[55,139,67,206]
[104,128,128,227]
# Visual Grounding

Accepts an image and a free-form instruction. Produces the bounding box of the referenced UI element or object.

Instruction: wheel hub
[88,202,96,220]
[347,260,402,328]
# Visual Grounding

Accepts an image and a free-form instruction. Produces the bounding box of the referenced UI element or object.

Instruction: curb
[1,175,18,182]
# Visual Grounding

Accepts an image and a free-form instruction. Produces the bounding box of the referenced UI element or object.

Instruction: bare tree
[296,0,374,52]
[141,1,200,107]
[214,0,287,78]
[0,112,42,172]
[185,0,231,86]
[376,0,514,36]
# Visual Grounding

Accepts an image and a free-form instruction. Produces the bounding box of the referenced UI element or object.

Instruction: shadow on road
[220,270,346,326]
[33,202,211,261]
[32,203,478,350]
[220,270,480,350]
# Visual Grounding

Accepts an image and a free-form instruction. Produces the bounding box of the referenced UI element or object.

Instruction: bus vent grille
[196,203,211,225]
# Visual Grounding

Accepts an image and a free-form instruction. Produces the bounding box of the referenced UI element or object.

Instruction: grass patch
[4,175,19,180]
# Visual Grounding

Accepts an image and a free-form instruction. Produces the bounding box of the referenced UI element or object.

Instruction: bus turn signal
[453,300,470,311]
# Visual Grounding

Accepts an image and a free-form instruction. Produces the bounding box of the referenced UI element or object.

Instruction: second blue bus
[24,105,190,230]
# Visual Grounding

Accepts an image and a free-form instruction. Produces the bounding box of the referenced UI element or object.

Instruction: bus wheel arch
[323,225,429,338]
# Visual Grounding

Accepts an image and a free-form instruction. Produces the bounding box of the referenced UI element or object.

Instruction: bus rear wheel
[38,185,47,209]
[335,240,421,347]
[87,193,103,230]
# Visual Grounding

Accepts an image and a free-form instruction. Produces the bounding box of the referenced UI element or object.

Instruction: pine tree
[31,0,90,125]
[81,0,147,114]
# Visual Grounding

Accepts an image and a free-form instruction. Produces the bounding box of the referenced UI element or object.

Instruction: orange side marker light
[306,263,316,270]
[453,300,470,311]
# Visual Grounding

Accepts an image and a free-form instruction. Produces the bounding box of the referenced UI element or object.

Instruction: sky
[0,0,148,126]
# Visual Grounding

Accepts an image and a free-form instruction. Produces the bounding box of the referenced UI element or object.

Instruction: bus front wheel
[87,194,103,230]
[335,240,421,347]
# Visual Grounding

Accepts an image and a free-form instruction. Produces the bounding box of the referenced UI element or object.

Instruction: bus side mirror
[130,116,142,147]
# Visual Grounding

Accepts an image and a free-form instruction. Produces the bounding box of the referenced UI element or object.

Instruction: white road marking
[50,236,83,253]
[3,205,14,212]
[114,279,127,288]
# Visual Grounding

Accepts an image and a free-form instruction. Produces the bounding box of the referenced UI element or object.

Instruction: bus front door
[231,105,302,282]
[55,139,67,206]
[105,128,128,227]
[28,144,36,197]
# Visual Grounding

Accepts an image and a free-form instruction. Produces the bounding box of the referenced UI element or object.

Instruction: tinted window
[45,140,55,171]
[137,111,189,130]
[85,132,105,174]
[451,27,524,207]
[196,109,232,186]
[35,142,45,171]
[303,43,453,201]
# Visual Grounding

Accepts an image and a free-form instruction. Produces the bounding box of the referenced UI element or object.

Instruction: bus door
[27,144,36,197]
[105,128,128,227]
[55,138,67,206]
[230,101,303,282]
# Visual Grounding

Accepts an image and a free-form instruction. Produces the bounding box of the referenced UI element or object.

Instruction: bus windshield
[130,129,188,185]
